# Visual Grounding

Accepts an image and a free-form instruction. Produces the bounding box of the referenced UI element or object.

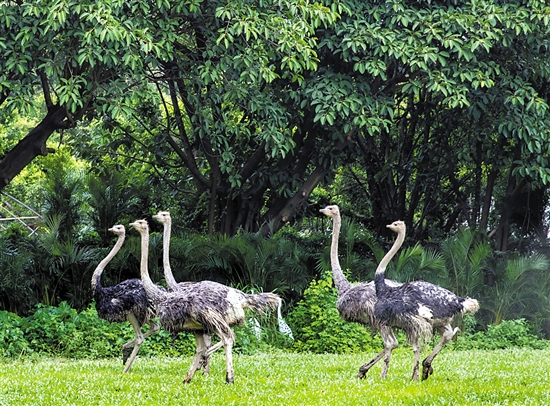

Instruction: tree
[1,0,342,235]
[303,0,550,248]
[3,0,550,245]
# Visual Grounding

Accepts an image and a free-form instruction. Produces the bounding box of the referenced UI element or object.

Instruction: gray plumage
[153,210,212,373]
[374,220,480,380]
[90,224,159,373]
[130,219,281,384]
[320,205,401,379]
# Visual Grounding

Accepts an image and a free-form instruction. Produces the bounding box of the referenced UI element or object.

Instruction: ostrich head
[319,205,340,218]
[108,224,125,236]
[153,211,171,224]
[386,220,406,234]
[129,219,149,234]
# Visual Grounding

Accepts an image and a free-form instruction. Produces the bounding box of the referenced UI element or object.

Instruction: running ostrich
[374,220,480,381]
[153,210,211,373]
[319,205,401,379]
[91,224,159,373]
[153,210,294,344]
[130,219,281,383]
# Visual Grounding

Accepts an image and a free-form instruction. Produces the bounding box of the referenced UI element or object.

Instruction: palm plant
[389,243,446,284]
[86,172,141,244]
[168,231,312,301]
[31,215,98,309]
[236,232,312,297]
[0,229,35,314]
[41,164,84,241]
[439,228,490,298]
[482,253,550,326]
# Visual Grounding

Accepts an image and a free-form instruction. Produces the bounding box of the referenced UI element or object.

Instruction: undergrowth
[0,298,547,359]
[0,302,292,359]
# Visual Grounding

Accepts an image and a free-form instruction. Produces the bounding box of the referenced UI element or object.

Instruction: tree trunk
[0,106,68,191]
[260,164,329,237]
[493,142,527,251]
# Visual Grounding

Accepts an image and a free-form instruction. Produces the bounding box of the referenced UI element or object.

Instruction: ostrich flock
[92,207,478,384]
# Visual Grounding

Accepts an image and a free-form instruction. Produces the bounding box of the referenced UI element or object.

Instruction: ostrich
[319,205,401,379]
[153,210,293,344]
[153,210,212,373]
[91,224,159,373]
[374,220,480,381]
[130,219,281,383]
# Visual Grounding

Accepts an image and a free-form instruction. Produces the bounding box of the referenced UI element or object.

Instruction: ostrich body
[374,220,480,381]
[130,219,281,383]
[153,210,212,373]
[319,205,400,379]
[91,225,159,373]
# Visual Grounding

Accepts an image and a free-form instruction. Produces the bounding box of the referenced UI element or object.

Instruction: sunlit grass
[1,349,549,405]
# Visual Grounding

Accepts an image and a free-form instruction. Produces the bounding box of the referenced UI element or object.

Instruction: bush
[0,302,293,359]
[452,319,549,350]
[288,278,382,353]
[22,302,126,358]
[0,311,29,356]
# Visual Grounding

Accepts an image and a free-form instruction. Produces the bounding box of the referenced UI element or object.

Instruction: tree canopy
[2,0,550,248]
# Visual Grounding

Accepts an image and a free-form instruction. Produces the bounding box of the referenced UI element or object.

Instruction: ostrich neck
[162,221,178,290]
[91,234,125,292]
[374,228,405,289]
[138,228,165,301]
[330,214,351,294]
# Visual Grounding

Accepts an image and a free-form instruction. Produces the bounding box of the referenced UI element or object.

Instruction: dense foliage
[1,161,550,339]
[0,302,288,358]
[288,278,383,353]
[2,0,550,365]
[2,0,550,244]
[0,302,546,359]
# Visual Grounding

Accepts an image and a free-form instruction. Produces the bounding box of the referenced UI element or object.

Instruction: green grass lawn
[1,349,548,405]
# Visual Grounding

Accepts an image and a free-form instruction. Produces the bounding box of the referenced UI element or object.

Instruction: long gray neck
[161,220,178,290]
[374,228,405,291]
[330,213,351,295]
[138,227,165,303]
[91,233,125,292]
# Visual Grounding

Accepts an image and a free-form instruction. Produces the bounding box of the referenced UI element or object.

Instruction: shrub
[288,278,382,353]
[452,319,549,350]
[0,311,29,356]
[0,302,292,359]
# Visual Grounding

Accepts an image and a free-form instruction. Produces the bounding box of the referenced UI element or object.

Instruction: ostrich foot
[183,375,193,384]
[357,366,370,379]
[200,356,210,374]
[122,346,133,365]
[422,362,434,381]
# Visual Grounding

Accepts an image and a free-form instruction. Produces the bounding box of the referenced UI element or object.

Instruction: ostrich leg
[201,334,212,374]
[222,334,235,384]
[143,320,160,339]
[411,340,422,381]
[183,333,210,383]
[122,313,145,373]
[421,325,459,380]
[357,326,398,379]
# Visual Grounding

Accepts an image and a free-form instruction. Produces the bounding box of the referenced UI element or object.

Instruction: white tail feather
[462,298,480,315]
